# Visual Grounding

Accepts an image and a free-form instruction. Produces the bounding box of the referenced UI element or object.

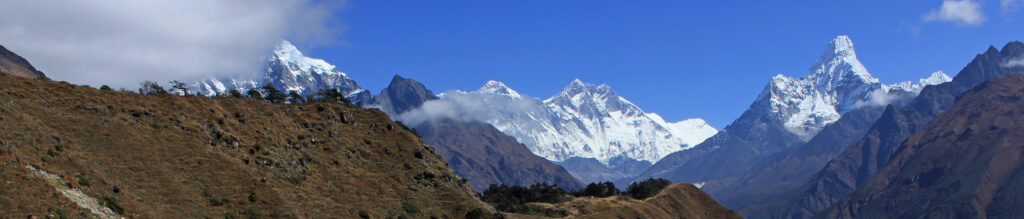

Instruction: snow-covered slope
[190,40,372,102]
[756,35,951,140]
[438,79,717,165]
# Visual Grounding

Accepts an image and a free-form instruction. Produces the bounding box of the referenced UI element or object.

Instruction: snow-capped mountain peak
[439,79,718,165]
[756,35,942,140]
[922,70,953,85]
[191,39,370,102]
[886,70,953,93]
[272,40,344,78]
[810,35,879,91]
[476,80,522,98]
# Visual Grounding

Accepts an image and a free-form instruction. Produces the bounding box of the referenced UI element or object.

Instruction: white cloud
[852,89,903,109]
[923,0,986,26]
[1004,55,1024,68]
[397,91,544,127]
[1004,0,1021,13]
[0,0,341,89]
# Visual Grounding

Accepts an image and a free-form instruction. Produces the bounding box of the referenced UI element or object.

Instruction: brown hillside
[0,72,487,218]
[820,75,1024,218]
[507,183,742,219]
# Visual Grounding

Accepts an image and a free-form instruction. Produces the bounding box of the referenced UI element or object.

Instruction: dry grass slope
[0,72,487,218]
[506,183,742,219]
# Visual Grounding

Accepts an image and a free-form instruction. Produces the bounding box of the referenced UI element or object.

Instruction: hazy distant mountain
[748,41,1024,218]
[436,79,717,184]
[635,35,949,203]
[0,44,46,78]
[821,74,1024,218]
[190,40,373,103]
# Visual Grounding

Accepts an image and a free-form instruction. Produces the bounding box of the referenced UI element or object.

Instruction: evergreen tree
[626,178,671,200]
[260,84,286,103]
[139,80,168,96]
[287,91,305,104]
[169,80,189,96]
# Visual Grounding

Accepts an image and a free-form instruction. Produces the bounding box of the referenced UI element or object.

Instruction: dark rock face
[415,119,582,191]
[371,75,439,115]
[0,44,46,78]
[820,74,1024,218]
[755,41,1024,218]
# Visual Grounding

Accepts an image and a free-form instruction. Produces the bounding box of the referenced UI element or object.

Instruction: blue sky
[300,0,1024,128]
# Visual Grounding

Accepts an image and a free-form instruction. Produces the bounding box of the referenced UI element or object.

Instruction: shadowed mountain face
[415,119,582,191]
[0,73,486,218]
[370,76,583,191]
[719,104,896,212]
[634,36,937,203]
[748,41,1024,218]
[0,44,46,78]
[820,74,1024,218]
[372,75,439,116]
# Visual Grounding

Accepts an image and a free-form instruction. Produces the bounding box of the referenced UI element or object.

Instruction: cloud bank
[0,0,340,89]
[1004,55,1024,68]
[397,91,544,127]
[923,0,986,26]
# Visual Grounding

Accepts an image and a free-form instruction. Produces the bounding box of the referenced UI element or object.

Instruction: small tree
[228,89,244,99]
[626,178,671,200]
[287,91,305,104]
[260,84,286,103]
[312,89,351,105]
[100,85,112,91]
[169,80,190,96]
[139,80,168,96]
[246,89,264,100]
[574,181,620,197]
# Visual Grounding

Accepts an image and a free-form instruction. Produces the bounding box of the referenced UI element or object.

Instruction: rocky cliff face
[0,73,487,218]
[820,74,1024,218]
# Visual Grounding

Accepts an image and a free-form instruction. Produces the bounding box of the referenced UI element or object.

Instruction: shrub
[626,178,671,200]
[248,191,258,203]
[573,181,619,197]
[76,175,90,187]
[103,196,124,214]
[465,208,486,219]
[100,85,112,91]
[401,201,420,214]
